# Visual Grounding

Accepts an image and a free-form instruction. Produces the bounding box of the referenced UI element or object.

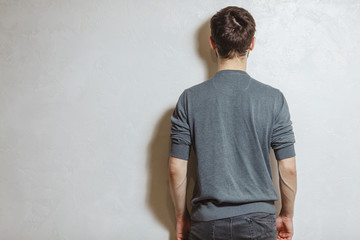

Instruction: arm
[276,156,297,240]
[169,156,189,219]
[168,89,192,239]
[278,156,297,217]
[168,156,190,240]
[270,90,297,239]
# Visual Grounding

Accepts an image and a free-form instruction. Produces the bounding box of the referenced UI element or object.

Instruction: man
[168,6,297,240]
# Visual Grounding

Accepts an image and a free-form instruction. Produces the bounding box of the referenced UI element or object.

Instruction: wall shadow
[146,108,176,240]
[196,18,218,81]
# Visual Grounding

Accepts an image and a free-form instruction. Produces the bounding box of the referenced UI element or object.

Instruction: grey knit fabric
[169,69,296,221]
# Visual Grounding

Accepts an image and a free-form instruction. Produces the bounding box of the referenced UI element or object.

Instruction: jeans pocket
[246,212,277,239]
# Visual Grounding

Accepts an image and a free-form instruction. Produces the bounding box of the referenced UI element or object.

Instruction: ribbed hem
[190,201,276,222]
[169,143,190,160]
[274,144,296,160]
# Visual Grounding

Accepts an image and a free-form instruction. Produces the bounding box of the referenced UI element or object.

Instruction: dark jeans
[189,212,277,240]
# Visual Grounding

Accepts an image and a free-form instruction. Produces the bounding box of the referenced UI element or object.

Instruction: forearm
[169,156,188,219]
[278,157,297,217]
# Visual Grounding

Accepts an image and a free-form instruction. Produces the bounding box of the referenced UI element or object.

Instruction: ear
[249,36,256,50]
[209,36,216,50]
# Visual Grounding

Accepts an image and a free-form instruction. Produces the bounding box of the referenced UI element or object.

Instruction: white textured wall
[1,1,359,239]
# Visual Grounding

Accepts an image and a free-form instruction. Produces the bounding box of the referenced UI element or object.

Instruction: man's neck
[216,54,248,72]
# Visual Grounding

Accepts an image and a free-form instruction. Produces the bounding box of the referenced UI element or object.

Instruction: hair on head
[210,6,256,59]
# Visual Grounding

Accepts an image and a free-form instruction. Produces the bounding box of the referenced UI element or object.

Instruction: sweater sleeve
[271,90,296,160]
[169,90,192,160]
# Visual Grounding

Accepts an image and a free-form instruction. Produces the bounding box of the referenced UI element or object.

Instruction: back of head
[210,6,256,59]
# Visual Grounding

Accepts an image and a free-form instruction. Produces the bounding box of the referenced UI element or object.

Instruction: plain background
[1,0,360,239]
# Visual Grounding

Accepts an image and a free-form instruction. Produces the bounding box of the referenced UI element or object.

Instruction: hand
[276,215,294,240]
[175,212,191,240]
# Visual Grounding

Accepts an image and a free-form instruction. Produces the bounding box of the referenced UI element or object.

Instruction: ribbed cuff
[169,143,191,160]
[274,144,296,160]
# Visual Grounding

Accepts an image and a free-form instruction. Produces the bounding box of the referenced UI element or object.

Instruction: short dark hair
[210,6,256,59]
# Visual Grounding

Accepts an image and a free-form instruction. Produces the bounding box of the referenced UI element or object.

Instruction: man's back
[169,69,296,221]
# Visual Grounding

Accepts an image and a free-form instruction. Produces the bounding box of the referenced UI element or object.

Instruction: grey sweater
[169,69,296,221]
